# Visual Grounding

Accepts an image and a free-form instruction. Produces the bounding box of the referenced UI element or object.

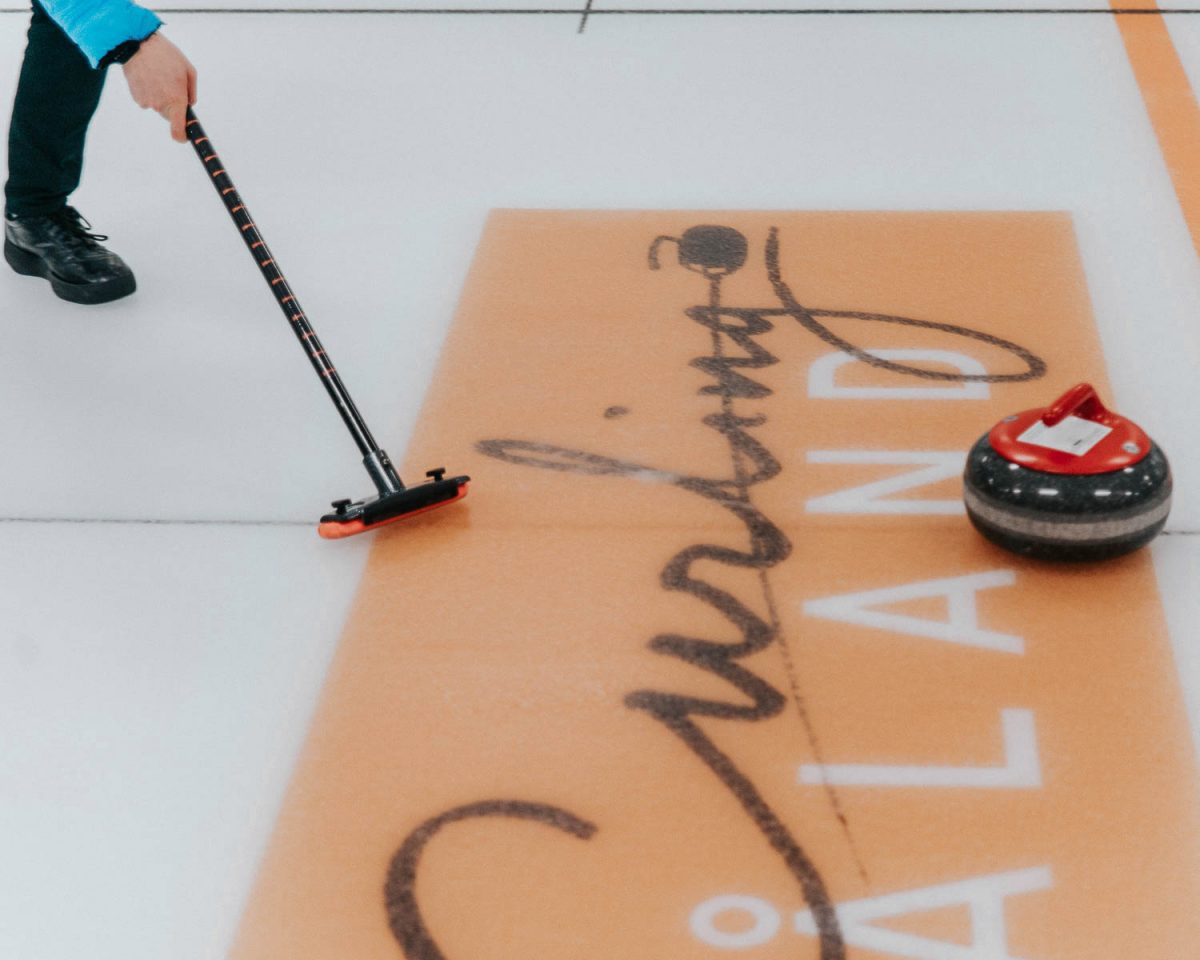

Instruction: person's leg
[3,0,133,303]
[5,0,107,217]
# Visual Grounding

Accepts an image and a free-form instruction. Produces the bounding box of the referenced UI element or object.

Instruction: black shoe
[4,206,136,305]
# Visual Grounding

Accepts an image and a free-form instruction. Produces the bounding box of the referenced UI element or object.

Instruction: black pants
[4,0,106,217]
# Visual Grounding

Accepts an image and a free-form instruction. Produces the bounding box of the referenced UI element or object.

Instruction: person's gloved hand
[121,32,198,143]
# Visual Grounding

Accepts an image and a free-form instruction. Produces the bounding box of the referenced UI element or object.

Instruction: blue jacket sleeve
[39,0,163,69]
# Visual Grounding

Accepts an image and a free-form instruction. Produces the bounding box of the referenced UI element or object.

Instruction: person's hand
[121,32,197,143]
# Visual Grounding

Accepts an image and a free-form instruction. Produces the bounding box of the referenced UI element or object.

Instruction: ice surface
[1,8,1198,959]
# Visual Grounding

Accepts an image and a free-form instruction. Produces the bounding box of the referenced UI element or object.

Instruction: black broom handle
[184,107,381,459]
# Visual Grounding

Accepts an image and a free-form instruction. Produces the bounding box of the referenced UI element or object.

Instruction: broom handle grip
[184,107,382,460]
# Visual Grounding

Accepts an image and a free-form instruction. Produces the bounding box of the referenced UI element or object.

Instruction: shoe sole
[4,238,136,305]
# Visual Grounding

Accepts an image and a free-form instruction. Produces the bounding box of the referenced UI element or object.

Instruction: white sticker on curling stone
[1017,415,1111,456]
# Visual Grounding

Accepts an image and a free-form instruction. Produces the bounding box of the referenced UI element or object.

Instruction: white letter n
[805,450,966,515]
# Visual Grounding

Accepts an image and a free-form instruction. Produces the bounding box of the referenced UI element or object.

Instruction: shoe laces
[46,206,109,247]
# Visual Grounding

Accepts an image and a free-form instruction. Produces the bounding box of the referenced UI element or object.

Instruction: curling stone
[963,383,1171,561]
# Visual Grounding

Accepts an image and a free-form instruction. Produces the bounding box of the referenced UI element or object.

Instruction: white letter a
[794,867,1052,960]
[803,570,1022,654]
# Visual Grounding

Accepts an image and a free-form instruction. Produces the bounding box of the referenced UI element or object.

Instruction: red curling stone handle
[1042,383,1109,427]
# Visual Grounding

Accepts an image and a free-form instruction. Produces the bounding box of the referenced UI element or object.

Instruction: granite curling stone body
[963,383,1171,561]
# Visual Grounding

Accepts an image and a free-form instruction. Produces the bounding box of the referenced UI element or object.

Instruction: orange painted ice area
[233,212,1200,959]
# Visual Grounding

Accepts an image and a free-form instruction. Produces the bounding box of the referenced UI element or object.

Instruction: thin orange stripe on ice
[1114,1,1200,260]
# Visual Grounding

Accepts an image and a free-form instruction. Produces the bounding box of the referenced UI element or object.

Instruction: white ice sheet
[1,9,1198,960]
[0,522,369,960]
